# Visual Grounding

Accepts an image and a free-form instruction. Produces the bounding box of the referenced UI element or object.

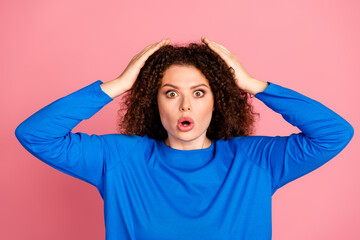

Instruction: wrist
[100,78,130,99]
[242,78,269,95]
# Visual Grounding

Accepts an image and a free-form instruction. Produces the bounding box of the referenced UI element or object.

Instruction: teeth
[181,121,190,126]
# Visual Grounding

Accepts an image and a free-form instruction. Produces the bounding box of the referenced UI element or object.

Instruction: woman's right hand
[116,38,171,90]
[100,38,171,99]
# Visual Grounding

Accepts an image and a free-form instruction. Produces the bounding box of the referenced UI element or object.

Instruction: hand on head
[201,37,254,91]
[115,38,171,92]
[115,37,256,94]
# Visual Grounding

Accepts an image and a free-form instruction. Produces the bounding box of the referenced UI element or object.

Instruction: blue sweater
[15,80,354,239]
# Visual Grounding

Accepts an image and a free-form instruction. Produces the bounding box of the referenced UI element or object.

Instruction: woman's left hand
[201,37,268,95]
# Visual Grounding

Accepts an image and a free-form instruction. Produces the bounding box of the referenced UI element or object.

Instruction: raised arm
[252,82,354,192]
[202,37,354,193]
[15,38,171,195]
[15,80,113,193]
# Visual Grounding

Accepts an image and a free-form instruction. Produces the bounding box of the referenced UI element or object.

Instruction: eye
[194,90,205,97]
[166,90,178,98]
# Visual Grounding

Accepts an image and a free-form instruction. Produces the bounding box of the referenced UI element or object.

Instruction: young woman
[15,37,354,239]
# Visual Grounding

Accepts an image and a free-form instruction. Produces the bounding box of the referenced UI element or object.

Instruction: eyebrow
[161,83,210,89]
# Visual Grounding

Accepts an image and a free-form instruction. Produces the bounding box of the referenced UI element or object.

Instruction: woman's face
[157,64,215,149]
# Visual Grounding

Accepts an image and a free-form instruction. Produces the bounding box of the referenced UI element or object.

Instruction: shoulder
[215,135,281,156]
[101,133,155,150]
[99,134,157,170]
[217,135,271,147]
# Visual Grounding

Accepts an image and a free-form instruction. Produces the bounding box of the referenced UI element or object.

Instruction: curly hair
[118,42,259,140]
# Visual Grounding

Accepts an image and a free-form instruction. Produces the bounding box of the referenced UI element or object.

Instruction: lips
[177,116,194,132]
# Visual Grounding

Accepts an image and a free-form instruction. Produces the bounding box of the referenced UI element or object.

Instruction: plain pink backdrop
[2,0,359,239]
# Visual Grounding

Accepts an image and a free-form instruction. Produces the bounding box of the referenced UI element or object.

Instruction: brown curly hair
[118,42,259,140]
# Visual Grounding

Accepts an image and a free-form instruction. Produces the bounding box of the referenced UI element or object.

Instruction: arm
[200,37,354,192]
[252,82,354,193]
[100,78,129,99]
[15,80,113,192]
[14,39,171,195]
[239,77,269,95]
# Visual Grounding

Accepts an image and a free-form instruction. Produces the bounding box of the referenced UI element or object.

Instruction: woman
[115,37,265,148]
[15,37,354,239]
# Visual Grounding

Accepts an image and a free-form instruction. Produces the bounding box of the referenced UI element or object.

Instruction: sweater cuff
[254,81,273,98]
[91,80,114,102]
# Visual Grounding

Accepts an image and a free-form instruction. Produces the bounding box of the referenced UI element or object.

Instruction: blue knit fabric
[15,80,354,239]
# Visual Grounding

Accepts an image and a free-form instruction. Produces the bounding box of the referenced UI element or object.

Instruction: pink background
[1,0,359,239]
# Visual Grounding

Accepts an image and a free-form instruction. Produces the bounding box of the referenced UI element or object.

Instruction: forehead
[161,65,210,86]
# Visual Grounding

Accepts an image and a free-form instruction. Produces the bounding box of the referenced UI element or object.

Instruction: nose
[180,106,191,111]
[179,96,191,111]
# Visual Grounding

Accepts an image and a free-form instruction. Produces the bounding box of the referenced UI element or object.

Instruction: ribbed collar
[157,139,215,171]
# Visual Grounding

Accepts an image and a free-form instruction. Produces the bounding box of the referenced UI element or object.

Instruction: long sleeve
[252,82,354,193]
[15,80,114,193]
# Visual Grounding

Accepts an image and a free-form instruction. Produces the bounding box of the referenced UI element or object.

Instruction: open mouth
[181,121,190,126]
[177,117,194,131]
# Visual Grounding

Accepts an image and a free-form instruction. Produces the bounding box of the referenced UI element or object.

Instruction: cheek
[199,98,214,115]
[158,95,178,114]
[157,101,175,126]
[158,99,171,115]
[203,107,214,121]
[205,100,215,123]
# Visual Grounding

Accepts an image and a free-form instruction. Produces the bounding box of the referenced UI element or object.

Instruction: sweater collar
[157,139,215,171]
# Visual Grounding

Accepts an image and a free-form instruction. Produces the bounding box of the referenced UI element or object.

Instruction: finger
[207,38,231,54]
[142,39,166,53]
[146,38,170,55]
[137,39,169,62]
[138,38,170,59]
[201,36,210,45]
[207,41,230,58]
[229,67,235,74]
[211,41,231,55]
[202,37,231,56]
[141,38,168,53]
[134,43,157,59]
[202,37,236,71]
[201,37,214,49]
